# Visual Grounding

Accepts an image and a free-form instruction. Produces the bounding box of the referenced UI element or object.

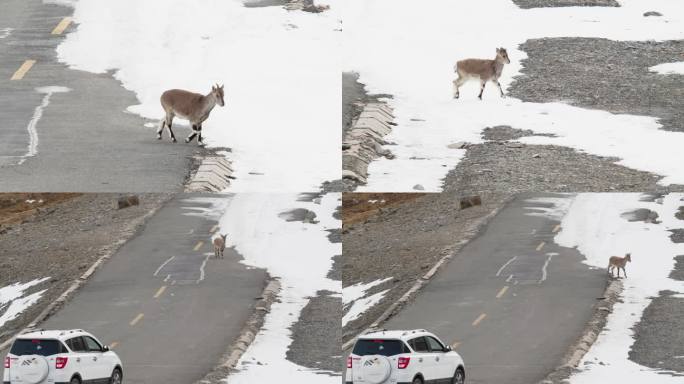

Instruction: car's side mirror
[102,345,110,352]
[443,345,452,352]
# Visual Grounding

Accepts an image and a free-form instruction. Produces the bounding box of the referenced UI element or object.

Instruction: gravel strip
[629,290,684,376]
[512,0,618,8]
[510,38,684,132]
[443,126,682,195]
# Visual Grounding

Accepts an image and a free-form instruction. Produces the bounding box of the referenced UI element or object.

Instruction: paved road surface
[383,193,606,384]
[0,0,199,192]
[1,194,267,384]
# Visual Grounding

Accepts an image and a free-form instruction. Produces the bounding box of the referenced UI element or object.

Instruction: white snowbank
[218,193,341,383]
[336,0,684,191]
[650,61,684,75]
[0,278,50,328]
[52,0,341,192]
[342,277,392,326]
[553,193,684,383]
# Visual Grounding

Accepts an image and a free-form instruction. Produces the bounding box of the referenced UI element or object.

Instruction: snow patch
[650,61,684,75]
[218,193,340,383]
[342,277,393,326]
[0,278,51,328]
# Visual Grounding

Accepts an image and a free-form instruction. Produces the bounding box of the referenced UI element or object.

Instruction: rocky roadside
[0,193,171,344]
[628,204,684,376]
[281,193,342,376]
[510,38,684,133]
[512,0,618,8]
[342,192,508,344]
[443,126,684,195]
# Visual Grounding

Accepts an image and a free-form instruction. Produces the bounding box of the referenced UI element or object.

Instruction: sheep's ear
[212,85,216,91]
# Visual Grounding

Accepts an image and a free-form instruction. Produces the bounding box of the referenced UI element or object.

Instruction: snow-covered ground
[650,61,684,75]
[50,0,341,192]
[217,193,340,383]
[342,277,392,326]
[0,278,50,328]
[531,193,684,383]
[337,0,684,191]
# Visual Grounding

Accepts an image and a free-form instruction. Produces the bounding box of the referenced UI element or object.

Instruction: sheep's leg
[453,76,466,99]
[622,267,627,278]
[197,124,204,147]
[185,124,198,143]
[478,79,486,100]
[493,79,505,98]
[167,115,177,143]
[157,119,165,140]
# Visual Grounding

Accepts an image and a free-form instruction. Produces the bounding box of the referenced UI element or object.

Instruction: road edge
[194,277,281,384]
[0,193,173,351]
[341,195,515,350]
[539,278,623,384]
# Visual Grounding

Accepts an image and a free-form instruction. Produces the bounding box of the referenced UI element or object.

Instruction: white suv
[346,329,465,384]
[3,329,123,384]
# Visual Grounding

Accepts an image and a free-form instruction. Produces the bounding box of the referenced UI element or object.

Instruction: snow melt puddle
[51,0,340,192]
[343,277,392,326]
[537,193,684,383]
[0,278,50,328]
[217,193,340,383]
[524,195,574,221]
[337,0,684,191]
[650,61,684,75]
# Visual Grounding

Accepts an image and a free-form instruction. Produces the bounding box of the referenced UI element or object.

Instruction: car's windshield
[10,339,63,356]
[353,339,406,357]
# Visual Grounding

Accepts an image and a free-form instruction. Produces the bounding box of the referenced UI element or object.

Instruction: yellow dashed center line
[472,313,487,327]
[129,313,144,326]
[536,241,546,251]
[11,60,36,80]
[210,224,219,233]
[193,241,204,251]
[109,341,119,349]
[552,224,561,233]
[51,17,72,35]
[153,285,167,299]
[450,341,461,350]
[496,285,509,299]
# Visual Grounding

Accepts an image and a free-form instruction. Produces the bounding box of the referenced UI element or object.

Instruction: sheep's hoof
[197,141,205,147]
[156,134,162,140]
[171,138,177,143]
[184,138,191,144]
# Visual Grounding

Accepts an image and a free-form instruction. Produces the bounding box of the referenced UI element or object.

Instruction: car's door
[65,336,96,380]
[83,335,112,380]
[408,337,436,381]
[425,335,452,380]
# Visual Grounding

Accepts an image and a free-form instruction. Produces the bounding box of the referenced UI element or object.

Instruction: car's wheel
[110,368,123,384]
[412,377,424,384]
[452,367,465,384]
[70,376,81,384]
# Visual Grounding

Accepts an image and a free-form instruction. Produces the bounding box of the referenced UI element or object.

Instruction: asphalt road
[382,193,606,384]
[1,193,267,384]
[0,0,199,192]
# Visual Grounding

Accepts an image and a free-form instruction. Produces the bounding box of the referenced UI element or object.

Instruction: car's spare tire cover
[359,355,392,384]
[15,355,50,384]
